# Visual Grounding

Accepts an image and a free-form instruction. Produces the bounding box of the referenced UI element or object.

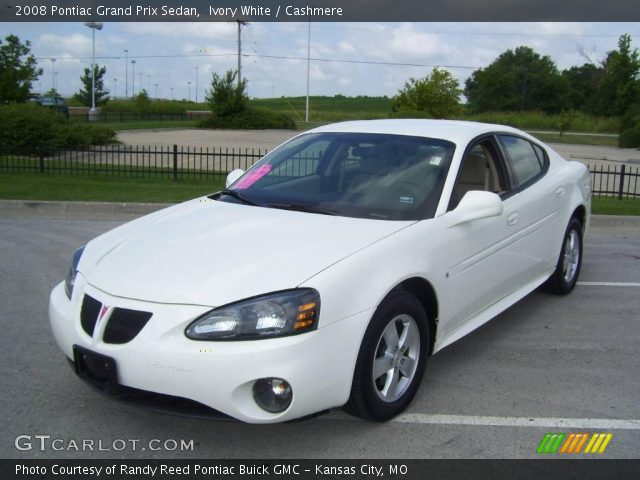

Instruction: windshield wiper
[217,189,259,206]
[266,202,339,216]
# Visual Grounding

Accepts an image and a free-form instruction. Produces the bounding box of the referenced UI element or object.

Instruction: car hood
[81,198,411,306]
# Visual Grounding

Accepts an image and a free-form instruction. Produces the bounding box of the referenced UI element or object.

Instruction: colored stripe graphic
[537,433,566,453]
[539,433,613,454]
[560,433,590,454]
[584,433,613,454]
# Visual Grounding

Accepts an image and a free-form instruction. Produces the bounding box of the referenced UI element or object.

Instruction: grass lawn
[591,196,640,215]
[0,173,224,204]
[1,173,638,215]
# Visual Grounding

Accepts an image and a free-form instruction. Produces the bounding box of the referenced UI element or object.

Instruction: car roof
[308,119,525,145]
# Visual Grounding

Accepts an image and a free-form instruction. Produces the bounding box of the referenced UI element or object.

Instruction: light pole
[113,77,117,98]
[138,73,142,93]
[154,83,158,98]
[195,66,199,103]
[131,60,136,95]
[124,49,129,98]
[50,58,56,91]
[305,21,311,123]
[170,87,174,100]
[187,81,191,101]
[84,21,103,120]
[147,74,151,93]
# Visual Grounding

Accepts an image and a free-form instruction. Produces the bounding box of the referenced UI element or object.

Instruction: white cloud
[38,33,92,56]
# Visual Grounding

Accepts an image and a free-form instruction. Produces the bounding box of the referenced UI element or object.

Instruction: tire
[344,290,429,421]
[543,217,583,295]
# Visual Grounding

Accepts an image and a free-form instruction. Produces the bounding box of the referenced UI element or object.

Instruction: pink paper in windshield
[233,165,272,189]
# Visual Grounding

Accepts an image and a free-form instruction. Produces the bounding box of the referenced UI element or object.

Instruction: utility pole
[306,20,311,123]
[50,58,56,91]
[236,19,248,87]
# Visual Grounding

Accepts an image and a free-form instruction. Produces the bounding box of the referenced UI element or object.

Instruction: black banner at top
[0,0,639,22]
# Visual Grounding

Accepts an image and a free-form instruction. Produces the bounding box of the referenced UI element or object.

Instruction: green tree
[0,34,42,103]
[562,63,603,112]
[73,64,109,106]
[133,89,151,113]
[464,46,569,113]
[205,69,248,117]
[592,34,640,117]
[392,68,462,118]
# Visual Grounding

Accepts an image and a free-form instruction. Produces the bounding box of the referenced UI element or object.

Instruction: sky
[1,22,639,102]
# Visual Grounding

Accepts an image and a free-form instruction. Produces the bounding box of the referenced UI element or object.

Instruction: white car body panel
[49,119,591,423]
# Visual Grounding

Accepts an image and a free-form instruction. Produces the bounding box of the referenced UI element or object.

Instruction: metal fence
[0,145,266,180]
[0,145,639,199]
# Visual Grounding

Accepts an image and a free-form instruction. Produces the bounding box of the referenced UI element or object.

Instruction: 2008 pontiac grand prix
[49,119,591,423]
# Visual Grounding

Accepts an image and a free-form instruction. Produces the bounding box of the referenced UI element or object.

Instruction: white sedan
[49,120,591,423]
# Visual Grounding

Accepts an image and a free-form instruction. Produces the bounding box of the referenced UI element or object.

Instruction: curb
[0,199,172,218]
[0,199,638,228]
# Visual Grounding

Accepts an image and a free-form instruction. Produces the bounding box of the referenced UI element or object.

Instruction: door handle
[555,187,566,198]
[507,211,519,226]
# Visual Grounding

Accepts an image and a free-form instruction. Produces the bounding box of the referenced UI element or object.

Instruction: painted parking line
[390,414,640,430]
[577,282,640,287]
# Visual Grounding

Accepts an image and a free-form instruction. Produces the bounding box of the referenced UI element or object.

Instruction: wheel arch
[393,277,438,355]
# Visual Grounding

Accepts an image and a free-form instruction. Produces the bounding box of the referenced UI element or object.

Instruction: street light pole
[50,58,56,91]
[187,81,191,101]
[124,49,129,98]
[195,66,199,103]
[113,77,117,98]
[84,22,103,120]
[131,60,136,95]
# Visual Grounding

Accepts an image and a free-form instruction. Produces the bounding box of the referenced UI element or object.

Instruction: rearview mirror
[446,191,503,228]
[225,169,245,188]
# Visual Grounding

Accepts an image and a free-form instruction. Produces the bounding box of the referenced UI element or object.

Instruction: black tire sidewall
[553,217,583,294]
[349,290,429,421]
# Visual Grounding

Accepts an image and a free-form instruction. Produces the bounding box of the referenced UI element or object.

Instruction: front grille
[103,308,152,344]
[80,295,102,337]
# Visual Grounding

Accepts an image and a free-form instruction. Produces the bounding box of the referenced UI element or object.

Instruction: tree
[591,34,640,117]
[133,89,151,113]
[73,64,109,107]
[392,68,462,118]
[205,69,248,117]
[561,63,604,112]
[0,34,42,103]
[464,46,569,113]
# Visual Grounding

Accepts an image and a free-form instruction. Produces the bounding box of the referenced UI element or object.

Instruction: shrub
[198,108,295,130]
[0,103,116,155]
[205,70,248,117]
[619,124,640,147]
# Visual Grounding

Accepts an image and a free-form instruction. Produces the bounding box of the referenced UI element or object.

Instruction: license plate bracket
[73,344,119,394]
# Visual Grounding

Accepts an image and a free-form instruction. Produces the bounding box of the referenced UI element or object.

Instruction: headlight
[64,246,85,299]
[185,289,320,341]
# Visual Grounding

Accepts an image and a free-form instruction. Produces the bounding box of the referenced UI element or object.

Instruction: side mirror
[446,191,503,228]
[225,169,245,188]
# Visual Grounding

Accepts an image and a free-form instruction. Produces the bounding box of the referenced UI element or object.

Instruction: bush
[619,124,640,147]
[0,103,116,155]
[198,108,295,130]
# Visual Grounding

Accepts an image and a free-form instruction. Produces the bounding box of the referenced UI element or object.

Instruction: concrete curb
[0,199,639,228]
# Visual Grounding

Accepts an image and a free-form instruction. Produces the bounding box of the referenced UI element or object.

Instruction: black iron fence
[0,145,639,199]
[0,145,266,180]
[68,111,210,122]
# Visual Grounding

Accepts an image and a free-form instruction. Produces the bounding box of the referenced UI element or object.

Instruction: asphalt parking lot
[0,206,638,459]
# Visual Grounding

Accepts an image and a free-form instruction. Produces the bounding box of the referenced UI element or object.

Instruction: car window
[221,132,456,221]
[498,135,545,186]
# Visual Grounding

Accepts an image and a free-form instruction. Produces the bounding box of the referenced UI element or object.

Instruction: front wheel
[344,290,429,421]
[543,217,583,295]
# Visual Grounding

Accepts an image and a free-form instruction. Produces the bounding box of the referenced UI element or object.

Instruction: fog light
[253,378,293,413]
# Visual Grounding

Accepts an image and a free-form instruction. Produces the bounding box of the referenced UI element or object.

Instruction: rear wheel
[544,217,583,295]
[344,290,429,421]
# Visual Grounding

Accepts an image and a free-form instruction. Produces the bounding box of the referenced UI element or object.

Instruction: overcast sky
[2,22,639,101]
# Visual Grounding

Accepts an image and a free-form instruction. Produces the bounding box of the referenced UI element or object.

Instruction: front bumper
[49,280,372,423]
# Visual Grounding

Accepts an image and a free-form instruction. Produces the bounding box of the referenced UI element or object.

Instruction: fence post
[39,151,45,173]
[173,144,178,181]
[618,164,626,200]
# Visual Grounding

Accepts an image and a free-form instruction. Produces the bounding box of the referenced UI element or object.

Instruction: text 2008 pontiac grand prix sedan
[49,120,591,423]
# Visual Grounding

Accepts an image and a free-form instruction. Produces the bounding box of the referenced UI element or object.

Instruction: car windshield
[215,132,456,220]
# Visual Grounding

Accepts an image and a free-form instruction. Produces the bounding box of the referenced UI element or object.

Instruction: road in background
[117,128,640,168]
[0,209,638,459]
